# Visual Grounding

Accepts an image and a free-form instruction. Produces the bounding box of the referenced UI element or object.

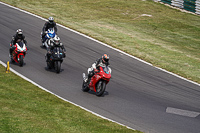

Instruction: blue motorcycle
[41,28,56,48]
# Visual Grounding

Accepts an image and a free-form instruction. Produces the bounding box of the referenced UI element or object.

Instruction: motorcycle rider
[85,54,110,83]
[41,17,57,44]
[9,29,27,58]
[46,35,66,62]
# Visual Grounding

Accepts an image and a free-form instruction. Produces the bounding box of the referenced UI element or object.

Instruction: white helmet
[48,17,54,24]
[53,35,60,45]
[16,29,23,38]
[16,29,23,35]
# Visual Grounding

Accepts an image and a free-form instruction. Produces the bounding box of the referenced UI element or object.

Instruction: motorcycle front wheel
[19,55,24,67]
[96,81,106,96]
[55,61,61,73]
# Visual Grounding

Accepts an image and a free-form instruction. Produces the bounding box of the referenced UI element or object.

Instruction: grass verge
[0,65,142,133]
[1,0,200,83]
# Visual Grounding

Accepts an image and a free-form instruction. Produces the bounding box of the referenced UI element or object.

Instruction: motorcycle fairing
[12,42,27,63]
[45,28,56,39]
[88,66,111,92]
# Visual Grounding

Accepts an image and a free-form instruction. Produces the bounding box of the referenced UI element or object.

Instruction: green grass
[1,0,199,83]
[0,65,142,133]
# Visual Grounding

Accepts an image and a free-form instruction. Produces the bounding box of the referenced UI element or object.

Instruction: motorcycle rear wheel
[96,81,106,96]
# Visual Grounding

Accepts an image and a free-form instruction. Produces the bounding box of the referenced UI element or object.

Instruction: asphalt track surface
[1,3,200,133]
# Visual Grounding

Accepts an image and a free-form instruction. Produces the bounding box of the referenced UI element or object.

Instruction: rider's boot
[85,70,94,83]
[42,36,46,46]
[42,40,45,46]
[46,53,50,62]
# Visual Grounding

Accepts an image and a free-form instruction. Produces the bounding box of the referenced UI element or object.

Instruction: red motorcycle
[10,40,27,67]
[82,66,112,96]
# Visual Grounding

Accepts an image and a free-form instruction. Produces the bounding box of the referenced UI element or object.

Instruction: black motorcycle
[46,46,65,73]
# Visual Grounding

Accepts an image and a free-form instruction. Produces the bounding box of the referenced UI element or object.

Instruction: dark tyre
[82,81,89,92]
[96,81,106,96]
[55,61,61,73]
[19,55,23,67]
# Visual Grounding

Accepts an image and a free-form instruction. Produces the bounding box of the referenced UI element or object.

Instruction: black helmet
[48,17,54,24]
[16,29,23,38]
[102,54,109,64]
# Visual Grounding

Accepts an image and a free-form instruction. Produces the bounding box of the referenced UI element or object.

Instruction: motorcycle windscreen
[102,66,110,74]
[18,41,24,48]
[48,28,56,38]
